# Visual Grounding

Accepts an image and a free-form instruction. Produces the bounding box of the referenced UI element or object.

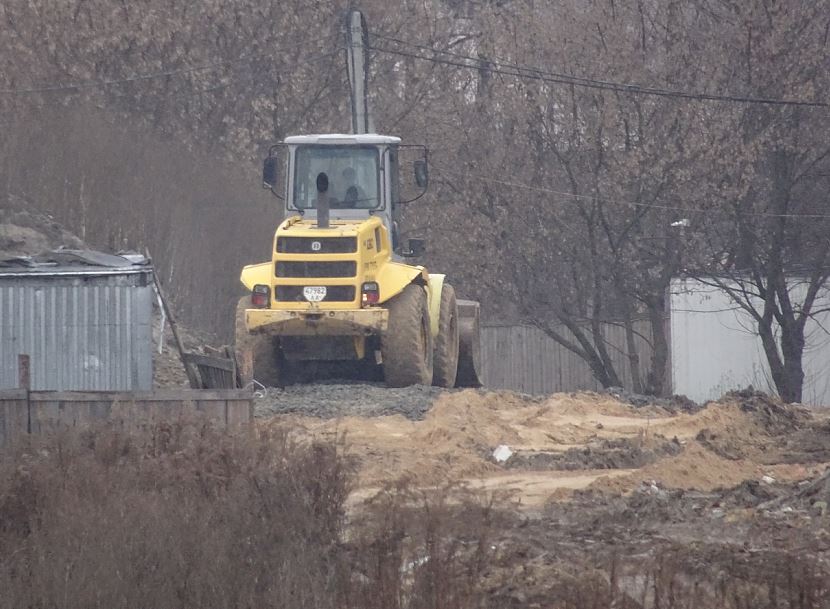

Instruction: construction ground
[3,207,830,606]
[248,383,830,605]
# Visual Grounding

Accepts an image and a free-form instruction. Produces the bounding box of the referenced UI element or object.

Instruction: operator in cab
[337,166,370,208]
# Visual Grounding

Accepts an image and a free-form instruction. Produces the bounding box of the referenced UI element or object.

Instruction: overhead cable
[434,165,830,219]
[370,32,828,108]
[0,34,340,96]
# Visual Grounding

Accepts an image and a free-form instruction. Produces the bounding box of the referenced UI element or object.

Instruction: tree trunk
[623,316,643,394]
[589,315,623,388]
[646,306,670,397]
[536,317,623,389]
[778,321,805,403]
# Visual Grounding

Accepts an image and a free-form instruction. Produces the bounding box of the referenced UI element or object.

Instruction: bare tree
[689,2,830,403]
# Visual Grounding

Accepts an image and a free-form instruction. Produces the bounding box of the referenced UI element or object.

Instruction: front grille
[277,237,357,254]
[276,261,357,278]
[276,285,356,302]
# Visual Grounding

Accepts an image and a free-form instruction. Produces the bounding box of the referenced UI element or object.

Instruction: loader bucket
[455,299,483,387]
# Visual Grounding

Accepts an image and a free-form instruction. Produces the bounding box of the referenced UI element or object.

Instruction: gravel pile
[254,382,447,420]
[602,386,700,412]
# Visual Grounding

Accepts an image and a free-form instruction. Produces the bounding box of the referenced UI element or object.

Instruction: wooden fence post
[18,354,30,391]
[18,354,31,434]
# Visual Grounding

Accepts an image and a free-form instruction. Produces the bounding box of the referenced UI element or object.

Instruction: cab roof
[283,133,401,145]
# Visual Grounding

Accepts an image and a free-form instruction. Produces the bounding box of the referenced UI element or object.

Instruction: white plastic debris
[402,556,429,572]
[492,445,514,463]
[639,479,662,495]
[761,475,776,485]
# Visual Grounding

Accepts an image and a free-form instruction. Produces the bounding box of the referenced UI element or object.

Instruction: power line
[0,61,242,95]
[0,34,340,96]
[434,165,830,220]
[370,32,828,109]
[99,47,345,104]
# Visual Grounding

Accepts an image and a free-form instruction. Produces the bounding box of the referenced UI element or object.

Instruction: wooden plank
[90,400,113,423]
[20,389,254,438]
[196,364,235,390]
[0,389,29,400]
[30,401,60,435]
[226,399,253,428]
[195,399,225,421]
[184,353,235,372]
[18,354,31,390]
[30,389,252,402]
[0,398,28,449]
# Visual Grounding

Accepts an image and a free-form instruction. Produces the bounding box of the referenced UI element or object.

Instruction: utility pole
[345,9,373,134]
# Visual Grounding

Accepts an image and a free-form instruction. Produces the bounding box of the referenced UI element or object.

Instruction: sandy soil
[262,388,830,508]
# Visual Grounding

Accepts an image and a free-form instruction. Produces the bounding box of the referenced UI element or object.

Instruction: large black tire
[455,300,483,387]
[432,283,459,388]
[234,296,281,387]
[381,284,434,387]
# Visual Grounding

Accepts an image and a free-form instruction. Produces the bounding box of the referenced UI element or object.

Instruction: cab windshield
[292,145,380,210]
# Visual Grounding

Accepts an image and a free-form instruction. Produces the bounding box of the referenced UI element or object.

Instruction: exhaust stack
[316,172,330,229]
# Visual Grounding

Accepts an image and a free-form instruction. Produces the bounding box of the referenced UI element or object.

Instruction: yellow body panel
[240,215,430,336]
[245,307,387,336]
[240,262,273,292]
[376,261,429,304]
[427,274,446,337]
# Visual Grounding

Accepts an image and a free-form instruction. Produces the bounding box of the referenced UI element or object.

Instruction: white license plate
[303,286,327,302]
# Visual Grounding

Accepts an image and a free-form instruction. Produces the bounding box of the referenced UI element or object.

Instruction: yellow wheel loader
[235,133,482,388]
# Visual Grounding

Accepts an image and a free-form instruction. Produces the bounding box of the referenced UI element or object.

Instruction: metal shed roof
[0,249,151,278]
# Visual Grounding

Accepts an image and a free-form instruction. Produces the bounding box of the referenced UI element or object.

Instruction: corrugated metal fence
[481,320,659,394]
[0,273,153,391]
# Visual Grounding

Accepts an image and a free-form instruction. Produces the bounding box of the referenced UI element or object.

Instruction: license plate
[303,286,327,302]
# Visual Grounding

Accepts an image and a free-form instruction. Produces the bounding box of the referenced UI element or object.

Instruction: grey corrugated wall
[0,273,153,390]
[481,321,659,395]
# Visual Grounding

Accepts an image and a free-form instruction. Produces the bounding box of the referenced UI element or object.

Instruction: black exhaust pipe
[316,172,330,229]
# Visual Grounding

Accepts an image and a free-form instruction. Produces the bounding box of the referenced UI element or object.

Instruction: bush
[0,423,498,609]
[0,422,352,609]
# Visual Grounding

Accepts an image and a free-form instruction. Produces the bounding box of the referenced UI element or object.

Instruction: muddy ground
[257,385,830,606]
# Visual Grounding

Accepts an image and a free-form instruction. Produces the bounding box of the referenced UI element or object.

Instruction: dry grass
[0,422,350,608]
[2,421,829,609]
[0,422,496,609]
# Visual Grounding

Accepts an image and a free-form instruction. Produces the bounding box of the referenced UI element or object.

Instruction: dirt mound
[718,479,781,508]
[675,393,824,464]
[603,386,700,413]
[264,390,696,498]
[721,388,809,433]
[592,441,762,492]
[260,388,830,508]
[507,437,682,471]
[647,395,817,465]
[0,202,85,257]
[754,467,830,513]
[549,391,668,418]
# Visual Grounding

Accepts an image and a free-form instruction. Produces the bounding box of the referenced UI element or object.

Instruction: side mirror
[414,159,429,189]
[262,156,278,189]
[402,238,426,258]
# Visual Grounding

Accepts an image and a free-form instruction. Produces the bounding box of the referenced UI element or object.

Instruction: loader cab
[262,134,428,256]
